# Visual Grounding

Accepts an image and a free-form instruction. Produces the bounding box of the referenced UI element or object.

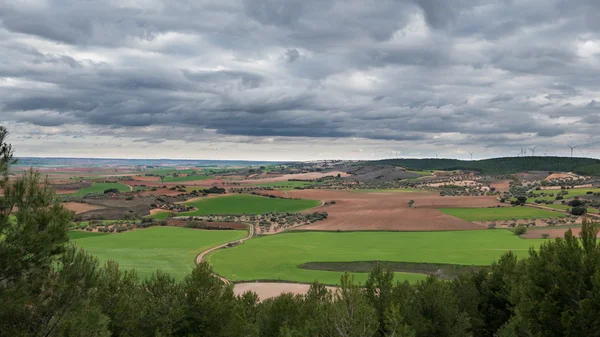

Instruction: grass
[67,182,131,196]
[73,227,246,279]
[163,175,212,183]
[252,181,320,190]
[146,211,172,220]
[542,203,600,213]
[181,194,321,216]
[208,230,544,285]
[439,206,565,221]
[68,231,109,239]
[531,188,600,201]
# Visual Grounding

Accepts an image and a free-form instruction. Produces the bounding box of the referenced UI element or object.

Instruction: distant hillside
[364,157,600,175]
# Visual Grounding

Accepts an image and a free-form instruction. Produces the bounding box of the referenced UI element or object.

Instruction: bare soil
[286,190,498,231]
[520,227,600,239]
[63,202,105,214]
[233,282,336,301]
[489,180,511,193]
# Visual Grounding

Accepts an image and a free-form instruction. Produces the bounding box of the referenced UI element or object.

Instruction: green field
[439,206,565,221]
[163,174,212,183]
[541,203,600,213]
[531,188,600,201]
[68,231,109,239]
[147,211,172,220]
[208,230,544,285]
[67,182,131,196]
[73,227,246,279]
[181,194,321,216]
[252,181,320,190]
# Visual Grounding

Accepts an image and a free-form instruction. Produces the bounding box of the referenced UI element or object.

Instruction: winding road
[195,223,255,284]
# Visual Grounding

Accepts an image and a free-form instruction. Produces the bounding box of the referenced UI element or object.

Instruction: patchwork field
[439,206,566,221]
[181,194,321,216]
[286,189,500,231]
[73,227,247,279]
[208,230,544,285]
[60,182,131,196]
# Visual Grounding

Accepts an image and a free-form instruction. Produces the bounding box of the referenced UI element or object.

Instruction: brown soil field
[239,171,350,184]
[138,188,183,197]
[286,190,499,231]
[62,202,105,214]
[521,227,600,239]
[234,282,337,301]
[489,180,510,193]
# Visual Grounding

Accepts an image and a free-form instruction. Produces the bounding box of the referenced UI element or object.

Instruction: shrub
[571,207,587,216]
[541,233,550,239]
[487,223,496,229]
[568,199,583,207]
[555,196,563,200]
[104,188,120,194]
[513,225,527,235]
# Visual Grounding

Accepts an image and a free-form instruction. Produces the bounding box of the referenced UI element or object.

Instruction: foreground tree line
[2,127,600,337]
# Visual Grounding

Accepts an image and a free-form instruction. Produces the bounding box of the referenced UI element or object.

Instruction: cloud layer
[1,0,600,160]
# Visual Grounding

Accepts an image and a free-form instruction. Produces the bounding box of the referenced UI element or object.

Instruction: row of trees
[2,126,600,336]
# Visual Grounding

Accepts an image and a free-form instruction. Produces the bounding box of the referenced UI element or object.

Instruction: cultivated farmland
[208,230,544,285]
[73,226,247,279]
[62,182,131,196]
[181,194,321,216]
[439,206,565,221]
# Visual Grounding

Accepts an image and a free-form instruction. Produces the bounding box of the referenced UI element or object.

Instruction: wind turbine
[435,153,439,159]
[568,145,577,158]
[543,149,548,156]
[469,152,474,160]
[529,146,538,157]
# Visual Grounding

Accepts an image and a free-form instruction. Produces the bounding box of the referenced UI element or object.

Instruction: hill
[363,156,600,175]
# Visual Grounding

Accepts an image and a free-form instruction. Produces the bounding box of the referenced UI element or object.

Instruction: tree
[408,200,415,208]
[571,206,587,216]
[160,175,166,184]
[326,274,378,337]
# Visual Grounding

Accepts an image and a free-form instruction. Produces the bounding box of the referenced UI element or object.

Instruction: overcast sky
[1,0,600,161]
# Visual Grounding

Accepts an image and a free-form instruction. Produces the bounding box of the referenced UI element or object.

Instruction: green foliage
[367,156,600,175]
[513,225,527,235]
[571,206,588,216]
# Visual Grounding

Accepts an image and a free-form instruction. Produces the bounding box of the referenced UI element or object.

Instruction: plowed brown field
[286,190,500,231]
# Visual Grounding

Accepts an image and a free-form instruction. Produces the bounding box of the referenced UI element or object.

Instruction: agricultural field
[208,230,544,285]
[252,180,321,190]
[543,203,600,213]
[531,188,600,201]
[181,194,321,216]
[162,174,212,182]
[439,206,565,221]
[73,226,246,279]
[63,182,131,196]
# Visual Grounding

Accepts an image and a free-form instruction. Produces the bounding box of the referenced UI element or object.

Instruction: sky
[1,0,600,161]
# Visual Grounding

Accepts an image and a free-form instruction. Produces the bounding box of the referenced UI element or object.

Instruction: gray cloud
[1,0,600,160]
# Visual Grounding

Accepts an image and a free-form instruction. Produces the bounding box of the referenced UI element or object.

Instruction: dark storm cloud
[2,0,600,157]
